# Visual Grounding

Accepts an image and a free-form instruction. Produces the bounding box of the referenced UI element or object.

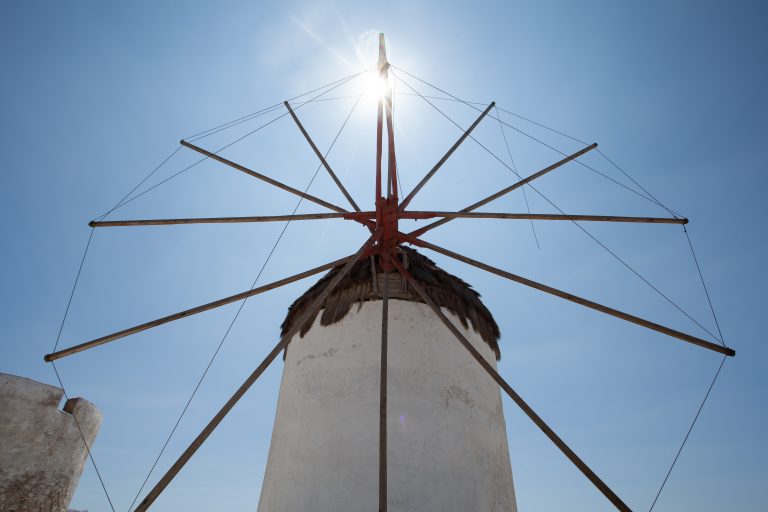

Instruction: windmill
[44,34,735,511]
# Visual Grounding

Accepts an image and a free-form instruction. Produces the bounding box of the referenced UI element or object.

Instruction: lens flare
[362,70,390,105]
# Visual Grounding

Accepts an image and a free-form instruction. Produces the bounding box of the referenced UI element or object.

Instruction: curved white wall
[258,299,516,512]
[0,373,102,512]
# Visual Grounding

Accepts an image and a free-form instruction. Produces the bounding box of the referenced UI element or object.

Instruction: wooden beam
[89,212,376,227]
[409,143,598,237]
[383,78,397,201]
[375,31,385,203]
[89,210,687,229]
[409,237,735,357]
[376,95,384,203]
[43,254,355,362]
[399,102,495,210]
[284,101,362,212]
[399,212,687,224]
[379,266,389,512]
[180,139,348,214]
[133,235,376,512]
[400,271,631,512]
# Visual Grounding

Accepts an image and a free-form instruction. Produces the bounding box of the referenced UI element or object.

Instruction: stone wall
[0,373,102,512]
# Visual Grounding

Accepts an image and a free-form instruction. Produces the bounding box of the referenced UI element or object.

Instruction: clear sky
[1,1,766,511]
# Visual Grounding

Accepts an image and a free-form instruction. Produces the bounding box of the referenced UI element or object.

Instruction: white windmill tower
[258,248,516,511]
[43,33,734,512]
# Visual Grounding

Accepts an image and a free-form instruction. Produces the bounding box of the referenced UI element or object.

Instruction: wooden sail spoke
[399,101,496,211]
[409,143,598,237]
[409,237,735,357]
[399,211,687,224]
[400,270,632,512]
[133,234,376,512]
[284,101,362,212]
[87,211,684,229]
[89,212,377,228]
[179,140,348,214]
[43,254,356,362]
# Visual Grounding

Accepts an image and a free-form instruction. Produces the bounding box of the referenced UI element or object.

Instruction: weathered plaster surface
[0,373,102,512]
[258,300,516,512]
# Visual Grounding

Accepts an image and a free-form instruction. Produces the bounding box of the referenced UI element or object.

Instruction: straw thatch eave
[281,247,501,359]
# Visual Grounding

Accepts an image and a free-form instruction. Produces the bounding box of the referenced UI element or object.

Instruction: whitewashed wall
[258,299,516,512]
[0,373,102,512]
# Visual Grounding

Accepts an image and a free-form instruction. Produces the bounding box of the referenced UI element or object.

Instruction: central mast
[375,33,399,272]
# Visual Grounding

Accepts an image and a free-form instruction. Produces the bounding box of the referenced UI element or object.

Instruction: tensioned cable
[497,105,590,146]
[96,70,368,220]
[308,94,363,103]
[397,90,590,146]
[405,91,591,146]
[648,226,728,508]
[393,71,723,344]
[597,149,682,219]
[126,90,366,512]
[495,105,540,250]
[184,68,372,142]
[186,94,366,142]
[93,147,182,223]
[184,96,340,144]
[683,226,726,346]
[393,66,679,216]
[185,94,363,144]
[48,228,116,512]
[648,354,727,511]
[187,104,284,143]
[94,154,209,220]
[52,228,95,354]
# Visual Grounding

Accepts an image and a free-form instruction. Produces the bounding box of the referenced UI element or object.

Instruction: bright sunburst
[361,69,391,107]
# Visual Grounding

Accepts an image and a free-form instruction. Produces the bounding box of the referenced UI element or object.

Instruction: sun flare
[362,69,390,105]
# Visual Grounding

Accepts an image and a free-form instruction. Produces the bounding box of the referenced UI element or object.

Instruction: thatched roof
[281,247,501,359]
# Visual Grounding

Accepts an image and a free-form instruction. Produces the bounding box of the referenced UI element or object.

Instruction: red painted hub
[376,197,400,271]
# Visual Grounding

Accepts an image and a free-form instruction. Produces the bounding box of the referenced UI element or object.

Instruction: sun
[361,68,390,106]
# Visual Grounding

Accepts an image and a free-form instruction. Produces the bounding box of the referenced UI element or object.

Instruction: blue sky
[1,1,766,511]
